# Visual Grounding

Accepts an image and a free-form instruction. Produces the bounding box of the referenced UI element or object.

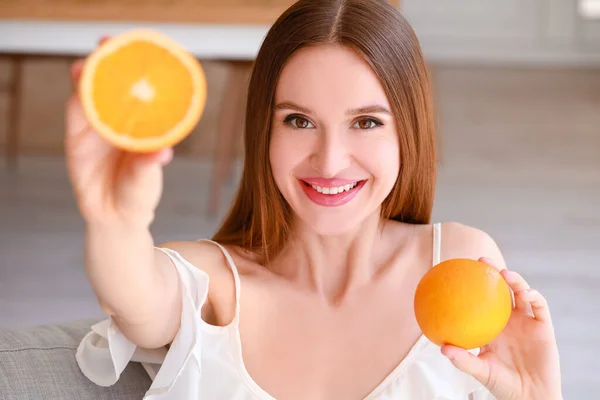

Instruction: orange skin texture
[414,258,512,350]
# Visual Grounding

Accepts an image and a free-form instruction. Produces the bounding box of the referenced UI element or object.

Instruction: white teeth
[310,182,359,195]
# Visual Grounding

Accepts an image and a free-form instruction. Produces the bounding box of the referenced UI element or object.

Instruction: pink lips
[298,177,366,207]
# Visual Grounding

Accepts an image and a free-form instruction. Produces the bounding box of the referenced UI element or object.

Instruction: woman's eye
[284,116,314,129]
[353,118,383,130]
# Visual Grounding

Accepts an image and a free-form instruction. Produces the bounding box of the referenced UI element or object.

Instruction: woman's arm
[85,223,182,349]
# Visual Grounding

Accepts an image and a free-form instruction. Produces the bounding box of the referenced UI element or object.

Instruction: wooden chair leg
[208,61,251,216]
[6,54,24,170]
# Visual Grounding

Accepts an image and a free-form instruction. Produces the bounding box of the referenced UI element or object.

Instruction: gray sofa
[0,319,150,400]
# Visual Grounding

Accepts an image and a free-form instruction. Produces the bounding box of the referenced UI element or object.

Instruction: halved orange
[79,29,207,152]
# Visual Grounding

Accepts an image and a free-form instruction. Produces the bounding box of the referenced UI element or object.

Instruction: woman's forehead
[274,44,390,111]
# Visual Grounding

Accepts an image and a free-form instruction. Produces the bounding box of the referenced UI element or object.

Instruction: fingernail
[504,270,517,279]
[160,148,173,163]
[520,289,532,297]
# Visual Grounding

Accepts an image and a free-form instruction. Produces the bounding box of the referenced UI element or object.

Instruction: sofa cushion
[0,318,151,400]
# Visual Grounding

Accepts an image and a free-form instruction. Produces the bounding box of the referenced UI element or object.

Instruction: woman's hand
[65,36,173,227]
[441,257,562,400]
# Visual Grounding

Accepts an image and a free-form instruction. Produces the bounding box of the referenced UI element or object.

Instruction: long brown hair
[212,0,436,264]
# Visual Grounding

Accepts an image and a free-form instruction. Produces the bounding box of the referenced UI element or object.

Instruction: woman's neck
[272,210,387,304]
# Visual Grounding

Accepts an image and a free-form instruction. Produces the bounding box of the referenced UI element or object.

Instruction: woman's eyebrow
[273,102,391,116]
[346,105,391,115]
[274,101,312,114]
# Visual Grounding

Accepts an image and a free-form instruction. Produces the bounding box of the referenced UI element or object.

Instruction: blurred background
[0,0,598,398]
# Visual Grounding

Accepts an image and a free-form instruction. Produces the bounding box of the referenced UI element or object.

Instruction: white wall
[402,0,600,66]
[2,1,599,67]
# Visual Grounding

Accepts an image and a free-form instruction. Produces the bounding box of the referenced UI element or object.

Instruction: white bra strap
[432,223,442,266]
[198,239,241,320]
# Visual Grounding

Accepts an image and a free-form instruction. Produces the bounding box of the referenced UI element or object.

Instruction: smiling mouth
[300,180,365,195]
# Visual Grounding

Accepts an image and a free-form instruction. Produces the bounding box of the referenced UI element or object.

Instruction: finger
[441,345,491,386]
[501,269,531,311]
[70,59,85,92]
[119,151,167,190]
[479,258,520,309]
[478,257,504,272]
[98,35,111,46]
[518,289,552,322]
[65,94,89,140]
[132,148,173,166]
[154,147,174,166]
[501,270,530,292]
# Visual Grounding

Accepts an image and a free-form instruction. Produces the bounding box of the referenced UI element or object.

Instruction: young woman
[69,0,562,399]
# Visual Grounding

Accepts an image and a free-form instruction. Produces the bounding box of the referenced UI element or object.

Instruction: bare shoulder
[155,239,237,326]
[156,240,232,276]
[439,221,507,270]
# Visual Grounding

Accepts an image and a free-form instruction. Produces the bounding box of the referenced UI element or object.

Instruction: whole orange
[414,258,512,349]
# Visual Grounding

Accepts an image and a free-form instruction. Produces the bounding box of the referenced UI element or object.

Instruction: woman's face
[270,44,400,235]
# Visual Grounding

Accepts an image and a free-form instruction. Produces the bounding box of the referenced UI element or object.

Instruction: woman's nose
[310,130,351,178]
